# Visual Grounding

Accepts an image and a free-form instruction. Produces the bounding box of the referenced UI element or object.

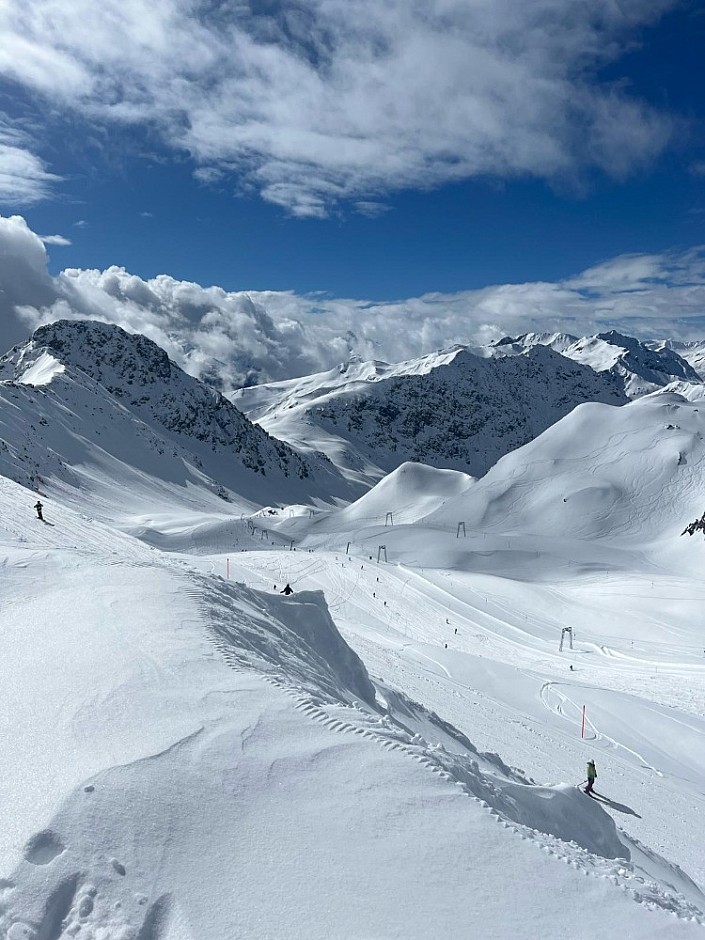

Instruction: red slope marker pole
[226,557,230,580]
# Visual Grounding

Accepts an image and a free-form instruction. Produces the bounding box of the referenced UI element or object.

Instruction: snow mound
[334,461,475,527]
[423,393,705,543]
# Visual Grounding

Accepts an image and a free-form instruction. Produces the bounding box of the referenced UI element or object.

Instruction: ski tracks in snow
[267,678,705,926]
[539,682,665,778]
[189,553,705,931]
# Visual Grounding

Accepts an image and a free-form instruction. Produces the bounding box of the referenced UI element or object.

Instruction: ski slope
[3,378,705,935]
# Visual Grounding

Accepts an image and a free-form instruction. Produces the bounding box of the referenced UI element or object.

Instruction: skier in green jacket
[584,760,597,794]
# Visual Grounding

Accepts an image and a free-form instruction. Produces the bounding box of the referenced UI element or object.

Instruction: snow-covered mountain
[493,330,579,354]
[234,343,627,484]
[3,316,705,936]
[647,339,705,381]
[496,330,703,397]
[0,320,354,513]
[420,390,705,545]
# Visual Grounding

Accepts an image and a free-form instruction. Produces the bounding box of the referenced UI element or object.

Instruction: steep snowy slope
[235,344,627,484]
[1,476,703,939]
[649,339,705,381]
[0,320,354,512]
[498,331,703,397]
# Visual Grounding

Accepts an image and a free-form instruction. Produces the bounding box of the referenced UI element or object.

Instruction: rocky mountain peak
[0,320,353,502]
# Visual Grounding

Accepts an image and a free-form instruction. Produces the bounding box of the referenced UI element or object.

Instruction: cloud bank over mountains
[0,0,680,213]
[1,214,705,391]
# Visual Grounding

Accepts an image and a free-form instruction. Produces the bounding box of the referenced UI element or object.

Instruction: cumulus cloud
[0,215,60,347]
[0,0,680,214]
[2,214,705,389]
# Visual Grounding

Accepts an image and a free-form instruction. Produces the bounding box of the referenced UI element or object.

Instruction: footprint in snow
[23,830,65,866]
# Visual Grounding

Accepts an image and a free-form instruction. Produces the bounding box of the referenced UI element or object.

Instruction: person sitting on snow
[280,583,294,595]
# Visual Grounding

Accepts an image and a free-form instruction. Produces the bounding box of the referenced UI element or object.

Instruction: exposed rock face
[0,320,352,503]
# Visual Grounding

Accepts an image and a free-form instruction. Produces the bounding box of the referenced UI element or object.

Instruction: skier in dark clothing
[280,583,294,595]
[34,500,43,521]
[584,760,597,794]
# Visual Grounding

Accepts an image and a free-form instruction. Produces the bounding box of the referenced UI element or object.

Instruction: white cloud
[40,234,72,246]
[0,0,680,214]
[2,215,705,390]
[0,215,59,347]
[0,121,61,204]
[193,166,225,186]
[354,201,390,218]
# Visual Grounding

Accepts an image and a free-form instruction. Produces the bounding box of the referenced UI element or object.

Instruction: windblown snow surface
[2,375,705,936]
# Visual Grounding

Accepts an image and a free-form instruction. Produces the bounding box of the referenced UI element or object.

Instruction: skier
[280,583,294,596]
[584,759,597,795]
[34,500,44,521]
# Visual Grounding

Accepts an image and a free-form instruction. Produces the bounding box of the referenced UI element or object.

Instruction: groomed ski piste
[3,386,705,937]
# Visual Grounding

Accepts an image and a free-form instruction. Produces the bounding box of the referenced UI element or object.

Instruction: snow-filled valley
[2,322,705,939]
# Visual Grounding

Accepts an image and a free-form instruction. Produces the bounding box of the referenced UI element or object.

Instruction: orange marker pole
[226,557,230,580]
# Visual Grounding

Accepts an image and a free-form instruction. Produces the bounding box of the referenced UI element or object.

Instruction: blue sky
[0,0,703,302]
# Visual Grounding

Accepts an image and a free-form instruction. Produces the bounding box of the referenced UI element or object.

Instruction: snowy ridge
[277,690,705,922]
[235,343,627,484]
[648,339,705,381]
[0,320,355,511]
[497,330,704,398]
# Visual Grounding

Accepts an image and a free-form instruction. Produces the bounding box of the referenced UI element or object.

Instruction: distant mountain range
[2,320,705,512]
[492,330,704,397]
[234,328,705,486]
[234,343,628,484]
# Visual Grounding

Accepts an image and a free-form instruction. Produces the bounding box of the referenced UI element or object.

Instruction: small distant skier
[584,759,597,795]
[280,583,294,595]
[34,500,44,521]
